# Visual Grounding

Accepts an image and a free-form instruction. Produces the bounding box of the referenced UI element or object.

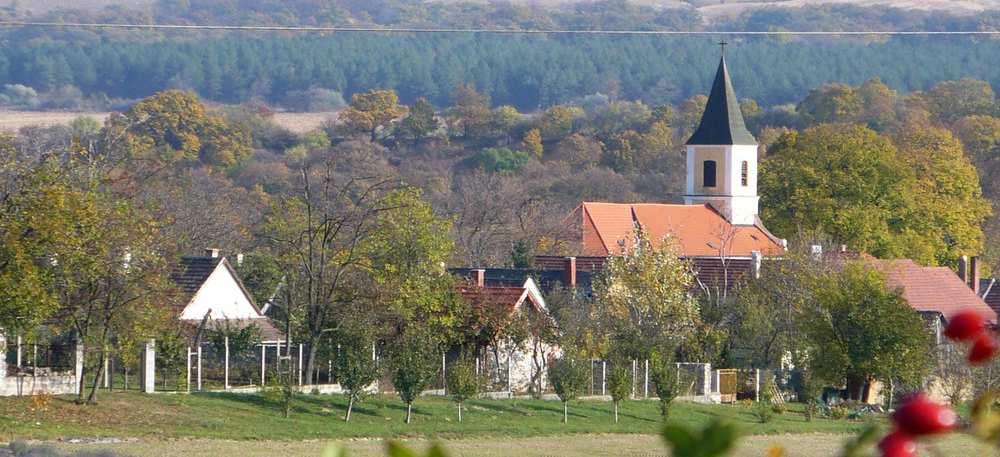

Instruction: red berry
[878,430,917,457]
[892,393,957,436]
[969,333,999,365]
[945,310,987,342]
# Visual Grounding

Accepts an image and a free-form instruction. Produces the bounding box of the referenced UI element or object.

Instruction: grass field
[1,392,994,456]
[0,392,870,441]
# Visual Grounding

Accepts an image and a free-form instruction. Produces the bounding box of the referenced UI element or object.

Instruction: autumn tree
[388,329,441,424]
[337,89,406,142]
[797,83,862,125]
[593,229,699,359]
[100,90,252,177]
[334,324,380,422]
[448,84,492,141]
[521,129,543,159]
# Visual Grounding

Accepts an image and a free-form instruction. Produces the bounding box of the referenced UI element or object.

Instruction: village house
[170,248,283,345]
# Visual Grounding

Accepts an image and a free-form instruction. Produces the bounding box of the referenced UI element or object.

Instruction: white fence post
[755,369,761,402]
[631,359,637,399]
[644,360,649,398]
[186,346,192,393]
[441,352,447,394]
[601,361,607,396]
[142,339,155,394]
[103,355,110,389]
[298,344,304,386]
[506,352,512,393]
[260,344,266,386]
[197,345,203,391]
[74,339,84,395]
[15,335,21,368]
[224,336,230,390]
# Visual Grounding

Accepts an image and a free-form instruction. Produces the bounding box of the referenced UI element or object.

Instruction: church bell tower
[684,47,759,226]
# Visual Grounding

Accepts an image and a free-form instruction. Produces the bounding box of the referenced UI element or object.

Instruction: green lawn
[0,391,869,442]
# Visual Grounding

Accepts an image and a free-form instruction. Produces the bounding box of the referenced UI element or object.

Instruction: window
[703,160,717,187]
[741,161,749,187]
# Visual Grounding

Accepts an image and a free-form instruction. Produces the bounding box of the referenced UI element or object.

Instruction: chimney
[565,257,577,287]
[236,253,245,267]
[751,251,762,279]
[474,269,485,288]
[958,256,969,286]
[971,256,981,294]
[205,248,220,258]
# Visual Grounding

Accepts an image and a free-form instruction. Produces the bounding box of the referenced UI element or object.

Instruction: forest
[4,0,1000,110]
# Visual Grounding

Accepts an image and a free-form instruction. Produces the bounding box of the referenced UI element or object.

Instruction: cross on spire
[719,40,728,56]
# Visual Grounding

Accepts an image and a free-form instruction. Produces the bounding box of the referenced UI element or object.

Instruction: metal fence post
[15,335,21,368]
[142,339,155,394]
[224,336,230,390]
[441,352,447,394]
[298,344,303,386]
[103,355,110,389]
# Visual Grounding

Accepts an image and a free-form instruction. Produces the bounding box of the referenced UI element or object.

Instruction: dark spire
[686,53,756,146]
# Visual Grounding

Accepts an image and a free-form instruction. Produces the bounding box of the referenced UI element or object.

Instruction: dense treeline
[5,34,1000,110]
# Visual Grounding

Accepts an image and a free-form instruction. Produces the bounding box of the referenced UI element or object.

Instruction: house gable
[179,259,262,321]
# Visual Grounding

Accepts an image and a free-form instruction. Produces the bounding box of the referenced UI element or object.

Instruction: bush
[828,404,850,420]
[753,401,775,423]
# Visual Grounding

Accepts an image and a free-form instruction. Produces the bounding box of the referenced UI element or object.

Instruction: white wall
[179,262,261,321]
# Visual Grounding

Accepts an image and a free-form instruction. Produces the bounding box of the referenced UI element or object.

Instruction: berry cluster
[878,310,997,456]
[879,393,957,457]
[944,310,998,364]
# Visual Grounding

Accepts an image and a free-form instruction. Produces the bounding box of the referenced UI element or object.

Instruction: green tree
[547,356,589,423]
[334,325,380,422]
[396,97,438,143]
[448,84,492,140]
[445,353,479,422]
[389,329,441,424]
[605,357,632,424]
[922,78,997,125]
[893,126,991,265]
[648,350,679,418]
[797,83,862,125]
[760,124,964,264]
[803,261,931,400]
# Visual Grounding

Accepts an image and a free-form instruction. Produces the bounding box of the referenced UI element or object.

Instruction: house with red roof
[869,257,997,342]
[451,268,556,394]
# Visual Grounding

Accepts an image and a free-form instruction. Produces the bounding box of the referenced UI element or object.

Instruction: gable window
[741,161,749,187]
[703,160,717,188]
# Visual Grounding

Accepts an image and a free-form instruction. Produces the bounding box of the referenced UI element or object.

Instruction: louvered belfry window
[741,161,749,187]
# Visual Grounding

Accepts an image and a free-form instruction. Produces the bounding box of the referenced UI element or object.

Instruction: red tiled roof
[572,202,784,257]
[458,285,526,312]
[870,258,997,325]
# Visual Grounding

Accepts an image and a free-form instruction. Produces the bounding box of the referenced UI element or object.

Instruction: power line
[1,21,999,35]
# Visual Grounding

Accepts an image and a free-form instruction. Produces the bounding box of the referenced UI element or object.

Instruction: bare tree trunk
[305,340,319,385]
[345,396,354,422]
[563,402,568,423]
[406,403,413,424]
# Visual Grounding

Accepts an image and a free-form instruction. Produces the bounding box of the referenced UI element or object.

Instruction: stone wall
[0,330,81,397]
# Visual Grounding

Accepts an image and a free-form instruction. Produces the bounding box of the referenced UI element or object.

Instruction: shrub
[465,147,531,173]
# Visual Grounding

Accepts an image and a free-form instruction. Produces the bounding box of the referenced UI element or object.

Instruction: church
[532,53,785,287]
